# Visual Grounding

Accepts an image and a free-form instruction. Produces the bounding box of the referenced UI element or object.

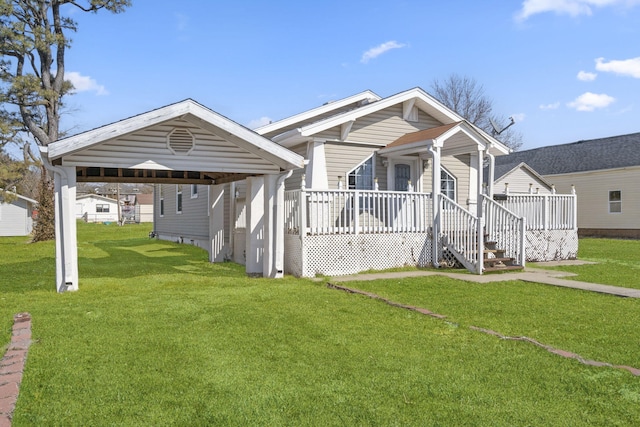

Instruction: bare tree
[0,0,131,241]
[431,74,522,151]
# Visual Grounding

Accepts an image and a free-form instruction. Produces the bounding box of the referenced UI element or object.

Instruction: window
[96,204,110,213]
[191,184,198,199]
[609,190,621,213]
[159,185,164,217]
[441,169,456,200]
[348,156,374,190]
[176,185,183,214]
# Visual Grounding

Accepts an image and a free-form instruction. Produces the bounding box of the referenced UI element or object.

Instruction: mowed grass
[529,237,640,289]
[2,225,640,426]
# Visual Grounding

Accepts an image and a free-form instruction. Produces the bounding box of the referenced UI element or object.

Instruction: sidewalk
[328,260,640,299]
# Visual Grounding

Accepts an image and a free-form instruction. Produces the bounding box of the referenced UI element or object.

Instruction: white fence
[496,194,576,231]
[284,189,433,236]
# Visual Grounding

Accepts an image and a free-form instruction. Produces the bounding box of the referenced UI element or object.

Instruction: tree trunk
[31,166,56,242]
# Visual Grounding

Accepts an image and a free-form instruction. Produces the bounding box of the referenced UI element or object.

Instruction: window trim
[440,167,456,200]
[608,190,621,214]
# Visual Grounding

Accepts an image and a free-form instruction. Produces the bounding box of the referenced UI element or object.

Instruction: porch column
[262,172,289,278]
[430,145,441,268]
[53,166,78,292]
[306,140,328,189]
[245,176,264,275]
[208,184,225,263]
[476,149,485,274]
[485,152,495,197]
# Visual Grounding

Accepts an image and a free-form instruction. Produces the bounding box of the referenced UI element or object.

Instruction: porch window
[348,156,374,190]
[176,185,183,214]
[441,168,456,200]
[96,204,110,213]
[609,190,621,213]
[191,184,198,199]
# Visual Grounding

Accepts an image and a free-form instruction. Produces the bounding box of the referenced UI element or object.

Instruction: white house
[76,194,119,223]
[0,192,37,236]
[154,88,578,277]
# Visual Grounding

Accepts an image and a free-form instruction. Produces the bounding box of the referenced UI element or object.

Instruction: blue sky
[60,0,640,150]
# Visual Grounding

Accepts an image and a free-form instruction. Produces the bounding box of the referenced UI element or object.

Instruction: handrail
[482,195,525,267]
[438,194,479,273]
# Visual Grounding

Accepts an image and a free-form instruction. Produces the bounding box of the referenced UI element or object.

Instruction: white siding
[0,198,34,236]
[545,167,640,230]
[495,168,552,194]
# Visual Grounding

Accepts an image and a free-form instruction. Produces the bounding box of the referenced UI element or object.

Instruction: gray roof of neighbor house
[494,132,640,176]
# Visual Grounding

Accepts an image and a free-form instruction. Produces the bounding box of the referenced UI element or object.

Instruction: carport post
[245,176,264,275]
[53,166,79,292]
[262,172,291,278]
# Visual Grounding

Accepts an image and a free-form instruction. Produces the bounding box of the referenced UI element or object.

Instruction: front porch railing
[284,189,433,235]
[496,194,577,231]
[482,195,526,267]
[438,194,480,273]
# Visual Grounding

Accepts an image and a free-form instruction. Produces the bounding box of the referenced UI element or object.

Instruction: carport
[40,99,304,292]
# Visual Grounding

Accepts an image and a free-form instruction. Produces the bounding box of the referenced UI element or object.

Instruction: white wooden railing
[482,195,526,267]
[438,195,480,273]
[284,189,433,235]
[496,194,576,231]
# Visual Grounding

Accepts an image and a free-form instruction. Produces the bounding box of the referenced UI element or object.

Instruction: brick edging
[0,313,32,427]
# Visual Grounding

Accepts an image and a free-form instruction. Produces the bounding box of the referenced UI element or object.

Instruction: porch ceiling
[43,99,304,185]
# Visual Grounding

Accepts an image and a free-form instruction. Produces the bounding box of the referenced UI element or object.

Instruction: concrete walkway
[328,260,640,298]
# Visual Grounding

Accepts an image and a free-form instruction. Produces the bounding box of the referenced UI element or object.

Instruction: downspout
[428,145,440,268]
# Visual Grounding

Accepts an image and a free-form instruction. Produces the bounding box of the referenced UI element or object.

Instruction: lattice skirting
[285,233,433,277]
[525,229,578,262]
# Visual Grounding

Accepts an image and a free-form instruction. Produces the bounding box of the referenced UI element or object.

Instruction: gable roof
[45,99,305,175]
[255,90,381,137]
[493,162,552,187]
[269,87,510,156]
[495,132,640,176]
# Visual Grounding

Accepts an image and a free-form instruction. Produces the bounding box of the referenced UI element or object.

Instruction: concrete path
[0,313,32,427]
[328,260,640,298]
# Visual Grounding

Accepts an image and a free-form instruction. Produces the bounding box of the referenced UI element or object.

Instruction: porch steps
[483,240,523,273]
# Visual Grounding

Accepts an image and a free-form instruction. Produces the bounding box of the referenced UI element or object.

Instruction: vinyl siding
[545,167,640,230]
[324,143,378,189]
[284,143,309,191]
[495,168,552,194]
[420,155,471,207]
[347,106,441,145]
[0,199,32,236]
[155,183,210,240]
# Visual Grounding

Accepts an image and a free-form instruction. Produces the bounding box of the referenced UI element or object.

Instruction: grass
[2,225,640,426]
[530,237,640,289]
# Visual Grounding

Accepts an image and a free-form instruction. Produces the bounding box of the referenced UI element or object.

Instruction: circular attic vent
[167,128,195,155]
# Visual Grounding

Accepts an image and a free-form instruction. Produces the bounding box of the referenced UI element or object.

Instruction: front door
[394,163,411,191]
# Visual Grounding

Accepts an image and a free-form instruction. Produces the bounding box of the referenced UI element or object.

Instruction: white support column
[208,184,225,263]
[262,172,290,278]
[476,149,485,275]
[53,167,78,292]
[485,152,495,198]
[245,176,264,275]
[430,145,441,268]
[306,140,328,189]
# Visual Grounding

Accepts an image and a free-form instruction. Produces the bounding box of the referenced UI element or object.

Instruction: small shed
[0,192,37,236]
[135,193,154,222]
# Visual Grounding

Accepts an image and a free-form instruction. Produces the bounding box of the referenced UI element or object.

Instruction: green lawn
[531,237,640,289]
[2,225,640,426]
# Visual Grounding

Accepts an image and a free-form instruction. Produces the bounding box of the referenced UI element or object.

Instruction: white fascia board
[378,139,434,156]
[298,88,460,138]
[254,90,381,136]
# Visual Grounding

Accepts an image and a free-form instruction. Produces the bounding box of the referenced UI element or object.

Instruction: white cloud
[595,56,640,78]
[515,0,640,22]
[577,70,597,81]
[248,116,272,129]
[567,92,615,111]
[65,71,108,95]
[539,101,561,110]
[361,41,406,64]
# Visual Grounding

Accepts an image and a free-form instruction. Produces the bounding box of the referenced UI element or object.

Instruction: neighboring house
[136,193,154,222]
[0,192,37,236]
[155,87,578,276]
[492,162,554,195]
[76,194,119,223]
[494,132,640,238]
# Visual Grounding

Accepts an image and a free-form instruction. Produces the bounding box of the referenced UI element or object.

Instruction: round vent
[167,128,195,155]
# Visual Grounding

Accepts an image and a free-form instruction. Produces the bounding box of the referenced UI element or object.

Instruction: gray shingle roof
[494,132,640,176]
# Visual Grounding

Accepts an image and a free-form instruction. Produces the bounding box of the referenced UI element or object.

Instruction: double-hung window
[609,190,621,213]
[441,168,456,200]
[176,185,183,214]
